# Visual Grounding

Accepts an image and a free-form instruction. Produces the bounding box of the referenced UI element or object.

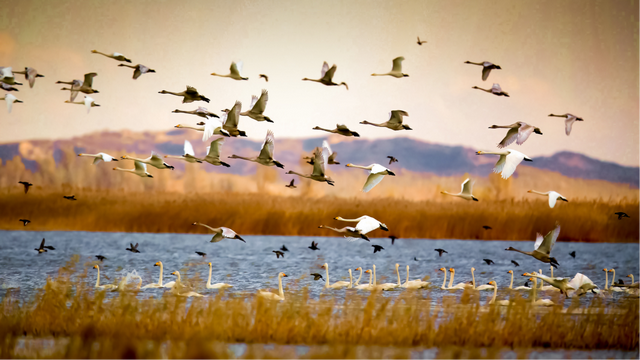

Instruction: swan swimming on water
[257,272,287,300]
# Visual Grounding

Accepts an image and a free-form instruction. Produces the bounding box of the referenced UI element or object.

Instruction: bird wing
[184,140,195,156]
[493,154,507,175]
[84,96,95,113]
[548,192,559,208]
[537,223,561,255]
[207,138,225,158]
[150,153,163,163]
[362,173,385,192]
[249,95,259,111]
[391,57,404,72]
[461,178,473,195]
[203,117,223,141]
[253,90,268,114]
[226,101,242,128]
[564,117,575,136]
[336,124,350,132]
[500,150,525,179]
[134,160,147,173]
[370,163,390,174]
[322,64,337,82]
[0,67,12,78]
[83,73,96,88]
[133,68,142,80]
[516,123,536,145]
[289,179,294,186]
[39,238,45,249]
[6,96,14,113]
[230,62,241,77]
[258,130,275,160]
[482,67,492,81]
[498,127,519,148]
[93,157,103,165]
[311,147,326,177]
[26,67,37,88]
[491,83,502,93]
[69,80,81,102]
[355,216,380,235]
[221,227,237,238]
[388,110,406,126]
[322,140,333,162]
[320,61,330,78]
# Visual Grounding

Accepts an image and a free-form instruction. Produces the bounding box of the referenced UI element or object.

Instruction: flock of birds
[4,38,636,301]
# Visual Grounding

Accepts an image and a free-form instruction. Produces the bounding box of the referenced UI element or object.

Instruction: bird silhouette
[285,179,296,188]
[195,251,206,257]
[126,243,140,253]
[19,219,30,226]
[259,74,269,82]
[280,245,288,251]
[35,238,54,253]
[435,249,448,257]
[63,195,77,201]
[569,251,576,258]
[482,225,492,230]
[417,36,427,45]
[273,250,285,258]
[387,156,398,165]
[309,241,319,251]
[95,255,106,261]
[372,245,384,253]
[19,181,33,194]
[614,212,630,220]
[483,259,495,265]
[511,260,520,267]
[310,273,323,281]
[389,235,398,245]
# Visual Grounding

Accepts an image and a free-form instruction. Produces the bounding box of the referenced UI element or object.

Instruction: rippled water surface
[1,230,638,305]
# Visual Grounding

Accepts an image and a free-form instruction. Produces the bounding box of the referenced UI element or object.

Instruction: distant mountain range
[1,131,638,188]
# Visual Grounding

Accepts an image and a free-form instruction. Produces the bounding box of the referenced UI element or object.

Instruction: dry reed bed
[1,190,638,241]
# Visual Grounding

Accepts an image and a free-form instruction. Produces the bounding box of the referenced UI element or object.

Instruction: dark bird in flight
[387,156,398,165]
[285,179,296,188]
[372,245,384,253]
[19,219,30,226]
[618,279,625,285]
[569,251,576,258]
[511,260,520,267]
[483,259,495,265]
[195,251,206,257]
[417,36,427,45]
[95,255,107,261]
[273,250,285,259]
[126,243,140,253]
[482,225,492,230]
[308,241,319,251]
[389,235,398,245]
[310,273,323,281]
[35,238,54,253]
[63,195,77,200]
[614,212,630,220]
[19,181,33,194]
[259,74,269,82]
[414,257,419,261]
[280,245,288,252]
[435,249,448,257]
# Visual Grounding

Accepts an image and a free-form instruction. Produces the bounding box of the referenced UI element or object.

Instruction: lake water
[1,230,638,305]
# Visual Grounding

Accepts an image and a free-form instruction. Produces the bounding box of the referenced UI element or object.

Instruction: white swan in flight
[302,61,348,89]
[0,66,22,85]
[220,101,247,137]
[567,272,598,295]
[91,50,132,62]
[334,215,389,234]
[78,152,119,164]
[1,93,23,113]
[321,263,351,289]
[360,110,412,131]
[527,190,568,208]
[113,160,153,178]
[192,222,245,243]
[240,89,273,122]
[172,106,219,119]
[117,63,155,79]
[228,130,284,168]
[506,223,561,268]
[211,61,248,80]
[476,149,532,179]
[206,262,232,289]
[472,83,509,97]
[464,61,501,81]
[345,163,395,192]
[121,153,174,170]
[164,140,202,164]
[371,56,409,78]
[257,272,287,300]
[489,122,542,148]
[441,178,478,201]
[12,67,45,88]
[312,124,360,137]
[59,73,99,101]
[93,265,117,290]
[548,113,583,136]
[65,95,100,113]
[286,147,335,186]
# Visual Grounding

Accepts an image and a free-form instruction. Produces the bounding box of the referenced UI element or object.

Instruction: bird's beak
[282,274,288,277]
[387,171,396,176]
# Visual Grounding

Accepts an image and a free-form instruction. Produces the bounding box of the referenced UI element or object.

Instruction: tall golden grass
[0,260,638,358]
[1,189,638,241]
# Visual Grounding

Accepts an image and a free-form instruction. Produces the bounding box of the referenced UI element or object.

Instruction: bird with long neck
[12,67,44,88]
[464,61,501,81]
[312,124,359,137]
[506,223,560,267]
[472,83,509,97]
[302,61,348,89]
[211,61,248,80]
[117,63,155,79]
[91,50,131,62]
[371,56,409,78]
[548,113,583,136]
[360,110,412,131]
[527,190,568,208]
[441,178,478,201]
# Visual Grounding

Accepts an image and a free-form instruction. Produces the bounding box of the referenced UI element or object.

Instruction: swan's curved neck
[396,266,401,286]
[348,269,353,289]
[95,266,100,287]
[448,271,454,289]
[158,262,163,286]
[406,266,410,285]
[113,167,135,174]
[368,271,372,286]
[539,270,543,289]
[441,270,447,289]
[610,269,616,286]
[335,216,364,222]
[509,273,513,289]
[531,277,537,302]
[355,268,362,285]
[490,284,497,304]
[346,164,371,170]
[278,274,284,299]
[208,263,213,286]
[373,265,377,286]
[550,266,554,278]
[471,269,476,288]
[631,275,635,285]
[529,190,548,196]
[324,265,330,288]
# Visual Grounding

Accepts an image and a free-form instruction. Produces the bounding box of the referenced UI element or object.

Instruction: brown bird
[614,212,630,220]
[482,225,492,230]
[483,259,495,265]
[195,251,207,257]
[387,156,398,165]
[435,249,448,257]
[96,255,107,261]
[273,250,284,259]
[310,273,323,281]
[126,243,140,253]
[19,219,30,226]
[63,195,77,201]
[259,74,269,82]
[511,260,520,267]
[285,179,297,189]
[389,235,398,245]
[280,245,288,252]
[309,241,320,251]
[19,181,32,194]
[417,36,427,45]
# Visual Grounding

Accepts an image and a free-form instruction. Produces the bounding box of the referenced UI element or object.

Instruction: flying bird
[211,61,248,80]
[0,66,22,85]
[312,124,359,137]
[35,238,54,253]
[302,61,348,89]
[322,141,340,165]
[417,36,427,45]
[121,153,174,170]
[65,95,100,113]
[113,160,154,178]
[58,73,99,100]
[372,56,409,78]
[228,130,284,168]
[309,241,320,251]
[483,259,495,265]
[569,251,576,258]
[511,260,520,267]
[360,110,412,131]
[95,255,107,262]
[482,225,492,230]
[195,251,207,257]
[240,89,273,123]
[220,101,247,137]
[548,113,583,136]
[0,83,18,91]
[172,106,219,119]
[78,152,119,164]
[527,190,568,208]
[506,222,561,268]
[19,181,33,194]
[286,147,335,186]
[489,122,542,148]
[389,235,398,245]
[259,74,269,82]
[12,67,45,88]
[387,156,398,164]
[91,50,132,62]
[346,163,395,193]
[117,64,156,80]
[159,86,210,103]
[472,83,509,97]
[310,273,323,281]
[441,178,478,201]
[19,219,30,226]
[285,179,297,188]
[273,250,285,259]
[280,245,289,252]
[464,61,501,81]
[614,212,630,220]
[63,195,77,201]
[476,149,532,179]
[435,249,448,257]
[1,93,23,113]
[372,245,384,253]
[126,243,140,253]
[192,222,245,243]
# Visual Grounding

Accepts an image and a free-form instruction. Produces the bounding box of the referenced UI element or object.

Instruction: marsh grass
[1,190,638,241]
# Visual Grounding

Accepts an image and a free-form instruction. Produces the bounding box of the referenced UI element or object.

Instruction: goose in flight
[417,36,427,45]
[322,140,340,165]
[117,63,155,79]
[614,212,630,220]
[476,149,532,179]
[527,190,568,208]
[472,83,509,97]
[441,178,478,201]
[35,238,54,253]
[489,122,542,148]
[59,73,99,101]
[280,245,288,252]
[19,219,30,226]
[159,86,210,103]
[200,138,230,167]
[0,67,22,85]
[126,243,140,253]
[372,245,384,253]
[285,179,296,188]
[318,225,370,241]
[360,110,412,131]
[19,181,33,193]
[192,222,245,243]
[345,163,395,192]
[91,50,132,62]
[175,118,230,140]
[506,222,561,268]
[0,83,18,91]
[310,273,323,281]
[313,124,359,137]
[211,61,248,80]
[12,67,44,88]
[77,152,119,164]
[228,130,284,168]
[1,93,23,113]
[286,147,335,186]
[372,56,409,78]
[172,106,219,119]
[511,260,520,267]
[257,272,287,300]
[302,61,348,89]
[164,140,202,164]
[240,89,273,122]
[220,101,247,137]
[548,113,583,136]
[65,95,100,113]
[121,153,174,170]
[464,61,501,81]
[113,160,153,178]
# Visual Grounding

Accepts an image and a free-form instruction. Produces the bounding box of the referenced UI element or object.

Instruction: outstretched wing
[311,147,326,177]
[391,57,405,72]
[336,124,350,131]
[225,101,242,128]
[322,140,333,163]
[517,123,536,145]
[565,117,575,136]
[491,83,502,93]
[500,151,525,179]
[207,138,225,159]
[230,61,242,77]
[40,238,45,249]
[482,67,492,81]
[362,173,385,192]
[83,72,97,88]
[461,178,473,195]
[184,140,195,156]
[221,227,238,238]
[322,64,337,82]
[257,130,275,160]
[493,154,507,175]
[498,127,519,148]
[537,223,560,255]
[134,160,147,173]
[355,216,381,235]
[388,110,408,126]
[185,86,198,95]
[320,61,330,78]
[253,89,268,114]
[203,117,223,141]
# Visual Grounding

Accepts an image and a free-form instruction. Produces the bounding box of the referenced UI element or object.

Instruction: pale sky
[1,0,638,166]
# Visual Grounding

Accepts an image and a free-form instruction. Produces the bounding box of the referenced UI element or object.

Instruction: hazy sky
[1,0,638,166]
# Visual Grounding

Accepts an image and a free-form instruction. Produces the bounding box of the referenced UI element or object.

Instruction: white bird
[527,276,555,306]
[228,130,284,168]
[345,163,395,192]
[192,222,245,243]
[174,118,230,140]
[65,95,100,113]
[12,67,45,88]
[506,223,561,268]
[441,178,478,201]
[312,124,360,137]
[240,89,273,122]
[77,152,119,164]
[489,122,543,148]
[0,93,23,113]
[524,272,573,298]
[211,61,248,80]
[286,147,335,186]
[164,140,202,164]
[374,264,401,291]
[464,61,501,81]
[321,263,351,289]
[334,215,389,235]
[121,153,174,170]
[476,149,532,179]
[91,50,132,62]
[447,268,472,290]
[538,267,560,292]
[117,63,155,79]
[360,110,412,131]
[567,272,598,296]
[439,268,449,289]
[170,271,204,297]
[487,281,510,306]
[93,265,117,290]
[471,267,495,291]
[0,67,22,85]
[113,160,153,178]
[403,265,430,289]
[353,267,363,286]
[206,262,232,289]
[355,269,373,290]
[58,73,99,101]
[220,101,247,137]
[472,83,509,97]
[302,61,348,89]
[507,270,531,290]
[548,113,584,136]
[321,140,340,165]
[257,272,287,300]
[527,190,568,208]
[371,56,409,78]
[142,261,171,289]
